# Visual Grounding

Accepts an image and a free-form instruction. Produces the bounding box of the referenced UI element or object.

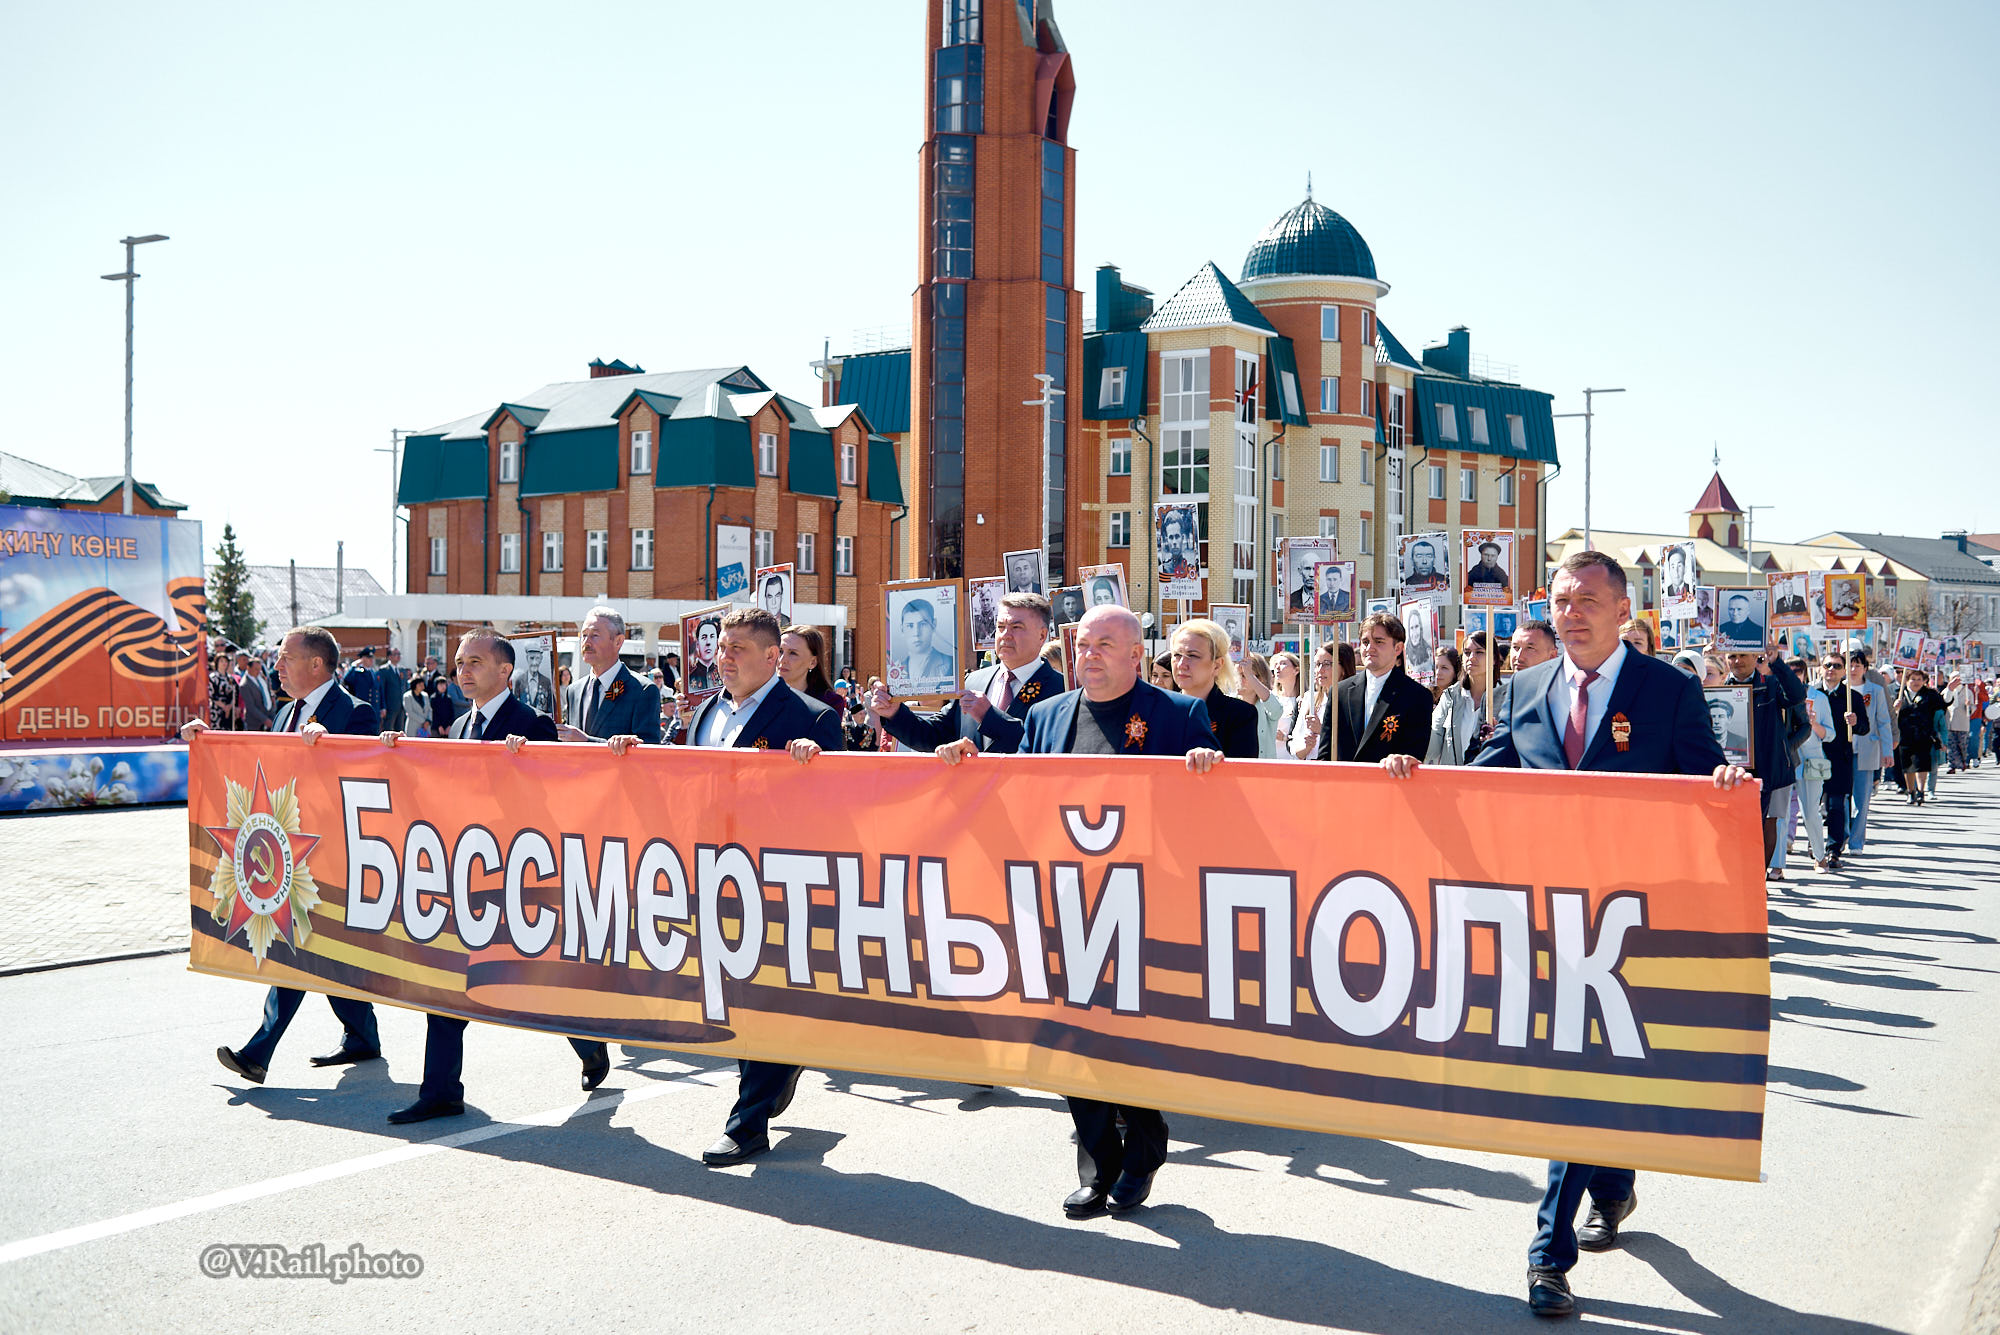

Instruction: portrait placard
[1365,597,1396,618]
[1704,685,1754,768]
[1050,586,1087,628]
[1399,599,1439,685]
[1892,627,1924,669]
[1282,537,1335,622]
[753,563,795,624]
[1921,639,1941,669]
[1789,629,1818,661]
[1155,504,1202,601]
[1003,549,1046,596]
[884,579,963,698]
[1059,623,1081,692]
[1078,563,1130,612]
[507,633,560,721]
[1715,588,1769,652]
[967,576,1006,651]
[1314,560,1357,623]
[1398,531,1451,599]
[1822,573,1866,631]
[1692,587,1718,643]
[677,604,731,704]
[1659,541,1698,621]
[1211,604,1251,664]
[1768,572,1811,629]
[1461,530,1514,607]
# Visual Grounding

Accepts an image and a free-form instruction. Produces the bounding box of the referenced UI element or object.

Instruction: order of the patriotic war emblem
[200,761,322,965]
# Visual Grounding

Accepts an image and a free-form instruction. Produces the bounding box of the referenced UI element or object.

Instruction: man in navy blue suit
[937,604,1225,1221]
[608,607,842,1166]
[870,592,1063,755]
[378,629,610,1123]
[1381,551,1752,1319]
[557,606,662,747]
[183,626,384,1085]
[342,646,384,727]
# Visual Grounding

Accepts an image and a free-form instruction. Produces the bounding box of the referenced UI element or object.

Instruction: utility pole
[99,234,170,514]
[1745,505,1776,586]
[1553,387,1625,551]
[375,430,407,595]
[1024,373,1064,583]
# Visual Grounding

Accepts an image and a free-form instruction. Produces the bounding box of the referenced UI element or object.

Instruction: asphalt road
[2,770,1998,1333]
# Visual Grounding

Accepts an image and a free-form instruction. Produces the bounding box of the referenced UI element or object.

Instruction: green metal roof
[1241,197,1377,283]
[866,435,904,505]
[1375,320,1422,372]
[836,350,910,434]
[1081,330,1148,420]
[1412,376,1559,464]
[656,415,753,489]
[397,433,488,505]
[783,396,837,498]
[1141,262,1276,334]
[519,426,618,497]
[1265,337,1309,425]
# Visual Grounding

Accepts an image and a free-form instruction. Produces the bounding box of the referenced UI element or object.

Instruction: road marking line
[0,1072,726,1267]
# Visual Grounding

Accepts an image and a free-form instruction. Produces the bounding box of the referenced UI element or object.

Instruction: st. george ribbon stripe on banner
[184,733,1772,1181]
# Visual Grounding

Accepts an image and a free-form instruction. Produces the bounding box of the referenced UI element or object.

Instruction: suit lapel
[730,683,789,747]
[1361,669,1401,746]
[1578,656,1644,770]
[1046,691,1080,753]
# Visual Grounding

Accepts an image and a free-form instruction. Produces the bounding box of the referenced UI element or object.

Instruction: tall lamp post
[1553,386,1625,551]
[100,234,170,515]
[1024,373,1064,579]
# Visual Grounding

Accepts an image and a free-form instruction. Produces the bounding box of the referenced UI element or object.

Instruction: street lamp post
[1553,387,1625,551]
[100,234,170,515]
[374,430,408,595]
[1023,373,1064,580]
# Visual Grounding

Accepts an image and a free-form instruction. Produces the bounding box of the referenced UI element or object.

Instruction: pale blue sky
[3,0,1995,588]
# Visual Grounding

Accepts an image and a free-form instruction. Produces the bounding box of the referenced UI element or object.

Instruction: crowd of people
[178,557,1998,1322]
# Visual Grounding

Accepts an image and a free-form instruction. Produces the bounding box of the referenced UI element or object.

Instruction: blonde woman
[1170,619,1260,758]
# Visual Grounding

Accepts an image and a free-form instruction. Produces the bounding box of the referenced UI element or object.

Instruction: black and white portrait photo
[1769,572,1810,628]
[509,633,558,718]
[1399,532,1450,596]
[885,582,961,697]
[1051,585,1087,627]
[1003,549,1046,596]
[1461,532,1512,607]
[1212,604,1251,664]
[968,575,1005,649]
[1283,537,1335,619]
[679,606,728,700]
[1716,588,1769,652]
[1694,585,1718,642]
[754,563,794,624]
[1155,504,1202,599]
[1399,600,1438,683]
[1315,560,1355,621]
[1660,541,1698,620]
[1079,563,1129,611]
[1705,685,1754,767]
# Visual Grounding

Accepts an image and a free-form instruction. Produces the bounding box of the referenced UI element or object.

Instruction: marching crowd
[178,548,1996,1321]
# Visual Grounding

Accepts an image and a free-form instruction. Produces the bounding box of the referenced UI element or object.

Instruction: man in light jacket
[1842,649,1893,852]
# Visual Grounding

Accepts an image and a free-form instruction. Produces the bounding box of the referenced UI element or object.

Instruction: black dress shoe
[701,1133,769,1166]
[1577,1188,1637,1251]
[580,1055,611,1091]
[386,1097,465,1125]
[309,1044,381,1068]
[1527,1267,1574,1318]
[1105,1169,1154,1214]
[216,1047,267,1085]
[1062,1185,1107,1219]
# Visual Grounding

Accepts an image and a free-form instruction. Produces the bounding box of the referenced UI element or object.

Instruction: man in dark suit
[1380,550,1752,1319]
[936,604,1224,1221]
[342,647,384,726]
[1315,612,1432,763]
[183,626,383,1085]
[379,629,608,1123]
[608,608,843,1166]
[871,592,1061,754]
[378,648,408,732]
[557,606,662,747]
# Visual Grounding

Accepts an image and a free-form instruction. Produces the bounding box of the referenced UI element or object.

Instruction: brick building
[395,361,905,670]
[0,450,186,518]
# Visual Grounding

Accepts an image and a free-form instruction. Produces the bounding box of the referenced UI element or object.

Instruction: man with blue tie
[1381,551,1751,1319]
[936,604,1226,1221]
[557,606,662,747]
[182,626,383,1085]
[609,607,842,1165]
[378,629,609,1123]
[869,592,1062,754]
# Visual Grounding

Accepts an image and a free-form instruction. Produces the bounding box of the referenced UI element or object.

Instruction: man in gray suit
[557,606,663,745]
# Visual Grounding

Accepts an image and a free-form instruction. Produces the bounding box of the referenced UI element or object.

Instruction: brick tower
[911,0,1080,582]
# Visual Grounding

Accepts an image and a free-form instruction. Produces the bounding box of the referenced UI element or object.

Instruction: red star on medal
[204,761,320,946]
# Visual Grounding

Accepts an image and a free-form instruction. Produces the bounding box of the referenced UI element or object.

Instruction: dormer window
[498,437,519,483]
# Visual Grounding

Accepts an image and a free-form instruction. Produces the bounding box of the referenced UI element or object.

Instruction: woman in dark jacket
[779,626,851,734]
[1895,668,1945,804]
[1168,619,1261,759]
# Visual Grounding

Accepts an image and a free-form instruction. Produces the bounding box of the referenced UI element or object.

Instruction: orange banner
[186,733,1770,1180]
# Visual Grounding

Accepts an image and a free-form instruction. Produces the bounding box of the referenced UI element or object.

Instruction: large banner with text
[186,734,1770,1180]
[0,504,208,740]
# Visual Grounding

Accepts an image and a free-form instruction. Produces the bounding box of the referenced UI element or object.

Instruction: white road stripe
[0,1072,727,1267]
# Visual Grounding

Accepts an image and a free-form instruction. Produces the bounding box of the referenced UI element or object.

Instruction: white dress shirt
[1363,667,1391,721]
[987,659,1039,708]
[283,678,336,731]
[460,691,512,738]
[696,673,782,748]
[1549,640,1630,756]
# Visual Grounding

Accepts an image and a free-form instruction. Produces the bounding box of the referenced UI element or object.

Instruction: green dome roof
[1241,198,1377,283]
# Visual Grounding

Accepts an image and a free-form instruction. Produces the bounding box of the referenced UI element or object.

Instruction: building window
[1508,414,1526,450]
[1468,406,1490,446]
[1280,370,1301,418]
[429,537,446,576]
[1359,516,1373,554]
[1360,448,1374,486]
[1039,141,1065,285]
[499,532,520,573]
[1427,465,1445,500]
[1320,305,1339,342]
[542,531,563,572]
[1319,516,1339,541]
[1319,444,1339,483]
[1320,376,1338,415]
[585,529,608,572]
[1099,366,1126,411]
[1109,511,1130,547]
[1361,309,1373,346]
[1160,352,1209,502]
[1435,402,1458,442]
[1498,472,1516,506]
[1387,387,1406,447]
[1460,468,1477,502]
[1361,380,1374,418]
[631,429,652,475]
[754,529,775,569]
[835,535,854,576]
[934,58,983,134]
[840,440,857,485]
[941,0,981,45]
[1234,576,1254,607]
[1109,437,1131,476]
[1234,498,1256,573]
[758,432,778,477]
[1271,443,1283,479]
[796,531,816,573]
[498,438,518,484]
[631,528,654,570]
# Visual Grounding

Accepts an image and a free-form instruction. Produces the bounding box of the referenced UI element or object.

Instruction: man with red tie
[1381,551,1752,1319]
[182,626,383,1085]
